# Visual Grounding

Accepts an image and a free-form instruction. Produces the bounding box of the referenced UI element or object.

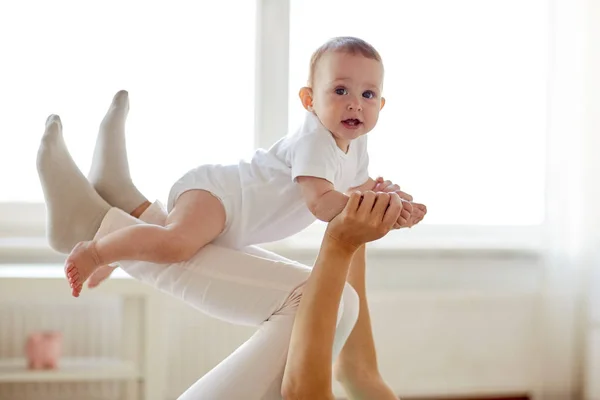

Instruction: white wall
[583,0,600,398]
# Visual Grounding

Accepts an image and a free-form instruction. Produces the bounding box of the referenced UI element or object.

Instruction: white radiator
[0,298,122,400]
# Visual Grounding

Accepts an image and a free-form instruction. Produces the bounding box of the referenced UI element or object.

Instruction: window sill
[261,223,544,259]
[0,237,66,264]
[0,223,544,264]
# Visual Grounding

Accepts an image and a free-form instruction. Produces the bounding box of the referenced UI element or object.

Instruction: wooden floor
[336,394,529,400]
[402,396,529,400]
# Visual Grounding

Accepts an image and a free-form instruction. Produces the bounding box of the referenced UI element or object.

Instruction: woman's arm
[281,236,356,399]
[296,176,349,222]
[281,191,403,400]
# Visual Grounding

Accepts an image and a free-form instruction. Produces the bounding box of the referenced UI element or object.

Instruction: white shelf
[0,357,141,383]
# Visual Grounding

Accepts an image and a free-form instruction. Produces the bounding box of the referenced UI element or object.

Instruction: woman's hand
[325,190,402,252]
[373,177,427,227]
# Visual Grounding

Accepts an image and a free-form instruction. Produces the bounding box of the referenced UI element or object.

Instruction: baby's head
[300,37,385,148]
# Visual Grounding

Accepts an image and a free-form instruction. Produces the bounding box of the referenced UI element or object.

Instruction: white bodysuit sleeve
[290,131,339,184]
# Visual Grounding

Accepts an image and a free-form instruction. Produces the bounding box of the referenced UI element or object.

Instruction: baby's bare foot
[87,264,117,289]
[64,241,102,297]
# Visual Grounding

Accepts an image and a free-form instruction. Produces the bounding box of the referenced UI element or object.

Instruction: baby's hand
[373,177,413,201]
[396,200,412,228]
[409,202,427,226]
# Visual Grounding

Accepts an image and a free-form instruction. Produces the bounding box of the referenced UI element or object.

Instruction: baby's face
[311,52,384,149]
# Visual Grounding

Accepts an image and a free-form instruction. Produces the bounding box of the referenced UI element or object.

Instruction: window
[1,0,551,252]
[288,0,549,226]
[0,1,255,211]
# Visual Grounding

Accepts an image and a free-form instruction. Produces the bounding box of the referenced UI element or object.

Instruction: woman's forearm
[337,245,380,372]
[283,235,357,394]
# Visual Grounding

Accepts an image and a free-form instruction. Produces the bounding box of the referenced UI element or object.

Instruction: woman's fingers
[356,191,377,218]
[371,192,391,221]
[382,193,403,228]
[345,191,363,216]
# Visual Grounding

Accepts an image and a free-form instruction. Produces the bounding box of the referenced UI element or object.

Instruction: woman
[37,92,410,399]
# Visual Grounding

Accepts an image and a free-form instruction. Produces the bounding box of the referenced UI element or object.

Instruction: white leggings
[94,201,360,400]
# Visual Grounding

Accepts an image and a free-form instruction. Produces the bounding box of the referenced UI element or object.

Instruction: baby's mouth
[342,119,362,127]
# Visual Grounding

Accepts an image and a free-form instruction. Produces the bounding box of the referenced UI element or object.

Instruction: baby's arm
[296,176,349,222]
[297,176,411,224]
[347,177,378,193]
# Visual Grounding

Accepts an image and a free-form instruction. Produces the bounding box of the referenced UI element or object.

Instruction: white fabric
[167,111,369,248]
[96,202,359,400]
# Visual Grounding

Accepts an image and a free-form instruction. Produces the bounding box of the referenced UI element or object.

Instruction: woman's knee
[279,281,359,326]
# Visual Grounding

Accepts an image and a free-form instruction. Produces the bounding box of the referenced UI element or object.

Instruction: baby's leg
[65,189,225,297]
[178,280,358,400]
[96,203,358,399]
[87,201,154,289]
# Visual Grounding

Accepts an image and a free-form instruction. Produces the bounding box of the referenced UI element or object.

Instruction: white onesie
[167,111,370,249]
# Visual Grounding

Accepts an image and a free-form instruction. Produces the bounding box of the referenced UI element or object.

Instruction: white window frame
[0,0,556,258]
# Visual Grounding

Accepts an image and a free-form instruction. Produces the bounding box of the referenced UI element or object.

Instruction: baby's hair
[307,36,383,87]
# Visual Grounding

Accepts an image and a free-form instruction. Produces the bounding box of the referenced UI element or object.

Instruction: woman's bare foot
[87,264,118,288]
[64,241,102,297]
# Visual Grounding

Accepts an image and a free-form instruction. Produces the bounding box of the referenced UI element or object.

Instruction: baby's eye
[335,87,348,95]
[363,90,376,99]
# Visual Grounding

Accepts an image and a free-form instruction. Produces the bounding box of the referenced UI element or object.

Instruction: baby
[63,36,427,296]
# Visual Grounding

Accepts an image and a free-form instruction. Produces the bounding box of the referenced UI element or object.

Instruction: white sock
[88,90,147,213]
[37,115,111,254]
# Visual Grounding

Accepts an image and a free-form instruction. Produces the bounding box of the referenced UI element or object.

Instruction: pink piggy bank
[25,331,62,370]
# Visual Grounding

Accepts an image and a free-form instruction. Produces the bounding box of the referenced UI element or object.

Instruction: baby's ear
[380,96,386,110]
[299,87,314,111]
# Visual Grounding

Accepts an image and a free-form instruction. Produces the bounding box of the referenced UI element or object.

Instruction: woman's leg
[36,91,143,257]
[37,101,227,297]
[86,90,151,288]
[178,277,358,400]
[95,202,359,399]
[36,115,111,254]
[88,89,147,214]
